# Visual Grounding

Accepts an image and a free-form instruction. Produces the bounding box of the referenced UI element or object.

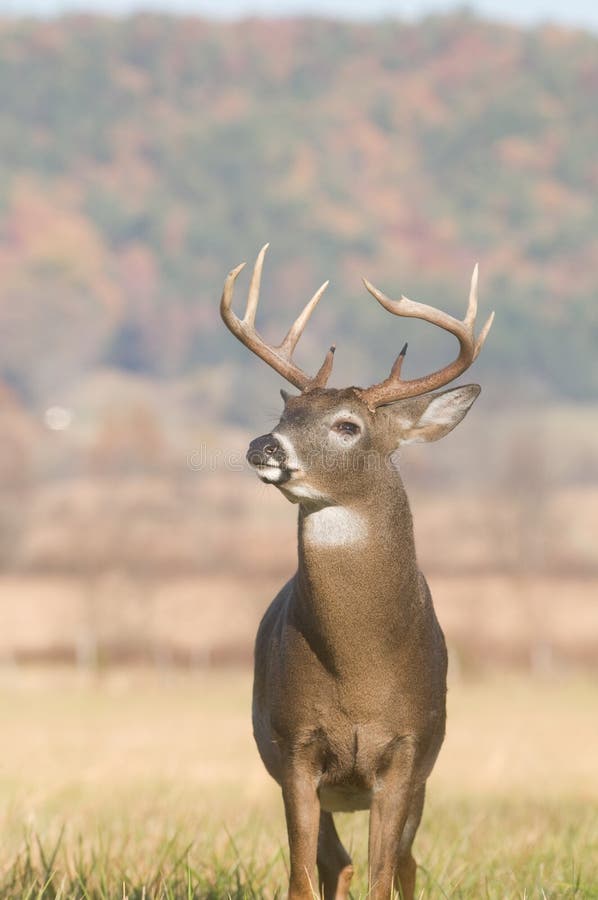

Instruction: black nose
[247,434,285,467]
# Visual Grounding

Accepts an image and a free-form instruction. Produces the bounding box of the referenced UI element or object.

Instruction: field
[1,7,598,898]
[2,409,597,898]
[1,667,596,899]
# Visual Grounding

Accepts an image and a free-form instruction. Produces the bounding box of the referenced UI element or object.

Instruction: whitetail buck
[220,245,493,900]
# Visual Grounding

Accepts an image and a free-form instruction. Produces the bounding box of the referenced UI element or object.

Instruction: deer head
[221,244,494,507]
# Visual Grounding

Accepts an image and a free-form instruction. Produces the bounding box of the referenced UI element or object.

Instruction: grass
[0,667,596,898]
[3,798,595,898]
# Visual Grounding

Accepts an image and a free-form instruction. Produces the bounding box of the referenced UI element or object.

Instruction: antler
[357,265,494,409]
[220,244,335,392]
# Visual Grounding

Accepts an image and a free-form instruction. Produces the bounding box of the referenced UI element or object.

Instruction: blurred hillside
[0,11,597,421]
[0,11,597,670]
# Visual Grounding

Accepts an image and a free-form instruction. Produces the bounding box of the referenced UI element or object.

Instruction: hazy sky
[2,0,598,31]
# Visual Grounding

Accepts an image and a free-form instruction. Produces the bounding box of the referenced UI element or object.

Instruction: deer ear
[391,384,481,445]
[280,388,296,405]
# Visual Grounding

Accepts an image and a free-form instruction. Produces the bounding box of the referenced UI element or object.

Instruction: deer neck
[293,472,420,675]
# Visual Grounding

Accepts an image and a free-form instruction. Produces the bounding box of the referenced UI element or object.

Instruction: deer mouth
[253,461,295,485]
[246,433,297,484]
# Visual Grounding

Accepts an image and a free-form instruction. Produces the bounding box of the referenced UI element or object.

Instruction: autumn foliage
[0,11,596,417]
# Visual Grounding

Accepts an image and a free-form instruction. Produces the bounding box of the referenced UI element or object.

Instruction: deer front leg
[281,764,321,899]
[393,785,426,900]
[368,742,418,900]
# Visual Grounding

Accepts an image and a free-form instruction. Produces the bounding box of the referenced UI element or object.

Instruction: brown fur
[249,384,480,899]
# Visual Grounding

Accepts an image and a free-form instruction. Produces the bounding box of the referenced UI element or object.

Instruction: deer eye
[332,420,361,436]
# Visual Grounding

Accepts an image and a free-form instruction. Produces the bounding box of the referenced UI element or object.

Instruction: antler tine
[474,310,495,361]
[389,342,408,379]
[279,280,330,356]
[220,246,335,392]
[358,268,494,409]
[221,261,247,317]
[244,243,269,326]
[363,277,464,334]
[464,263,478,327]
[309,344,336,390]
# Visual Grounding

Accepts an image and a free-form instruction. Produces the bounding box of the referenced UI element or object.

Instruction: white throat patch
[303,506,367,548]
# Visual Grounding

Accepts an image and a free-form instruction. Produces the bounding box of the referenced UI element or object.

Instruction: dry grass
[1,667,596,897]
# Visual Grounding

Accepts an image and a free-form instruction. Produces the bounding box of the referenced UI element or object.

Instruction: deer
[220,244,493,900]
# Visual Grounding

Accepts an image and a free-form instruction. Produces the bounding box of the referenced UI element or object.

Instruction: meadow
[1,667,596,899]
[1,9,597,899]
